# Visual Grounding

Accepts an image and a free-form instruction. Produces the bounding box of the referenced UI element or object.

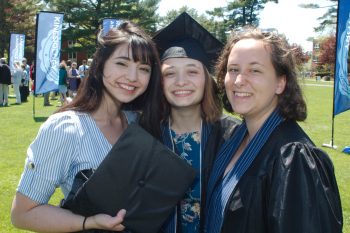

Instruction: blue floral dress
[171,129,201,233]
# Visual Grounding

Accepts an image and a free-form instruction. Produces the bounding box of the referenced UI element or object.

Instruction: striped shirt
[17,110,138,204]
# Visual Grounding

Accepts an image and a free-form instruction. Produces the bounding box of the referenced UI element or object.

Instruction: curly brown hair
[216,27,307,121]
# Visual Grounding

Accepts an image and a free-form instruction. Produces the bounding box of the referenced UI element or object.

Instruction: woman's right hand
[11,192,126,232]
[85,209,126,231]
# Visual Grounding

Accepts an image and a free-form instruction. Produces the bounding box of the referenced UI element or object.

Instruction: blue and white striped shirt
[17,110,138,204]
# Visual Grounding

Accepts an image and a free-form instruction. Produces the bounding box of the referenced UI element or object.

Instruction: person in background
[87,58,93,67]
[12,62,25,105]
[0,57,11,107]
[204,27,343,233]
[78,59,89,79]
[11,20,162,232]
[19,63,29,102]
[153,12,240,233]
[68,61,80,97]
[43,92,52,106]
[29,60,35,94]
[22,58,30,84]
[58,60,68,106]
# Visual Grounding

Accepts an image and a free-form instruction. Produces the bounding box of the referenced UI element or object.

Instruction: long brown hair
[57,21,163,138]
[216,27,307,121]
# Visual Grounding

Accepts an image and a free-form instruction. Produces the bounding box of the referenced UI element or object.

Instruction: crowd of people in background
[43,58,92,107]
[0,57,30,106]
[0,56,92,107]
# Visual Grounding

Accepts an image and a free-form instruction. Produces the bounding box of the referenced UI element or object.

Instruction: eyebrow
[228,61,263,66]
[112,56,131,61]
[186,63,201,68]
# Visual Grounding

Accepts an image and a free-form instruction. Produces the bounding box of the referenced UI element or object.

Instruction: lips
[234,91,252,97]
[172,90,194,96]
[119,83,136,91]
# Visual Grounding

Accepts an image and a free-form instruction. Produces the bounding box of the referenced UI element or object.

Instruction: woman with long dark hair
[11,21,163,232]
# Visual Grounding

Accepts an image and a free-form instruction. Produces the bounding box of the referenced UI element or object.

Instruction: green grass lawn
[1,80,349,232]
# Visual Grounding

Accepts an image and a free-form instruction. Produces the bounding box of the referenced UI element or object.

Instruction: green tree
[0,0,42,58]
[205,7,228,42]
[44,0,161,57]
[290,43,310,73]
[157,7,225,42]
[319,35,336,77]
[299,0,337,32]
[158,6,199,28]
[205,0,277,42]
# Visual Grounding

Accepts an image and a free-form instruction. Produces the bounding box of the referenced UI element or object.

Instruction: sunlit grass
[1,80,349,232]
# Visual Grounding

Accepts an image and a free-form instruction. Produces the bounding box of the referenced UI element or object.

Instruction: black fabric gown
[160,115,241,233]
[219,120,342,233]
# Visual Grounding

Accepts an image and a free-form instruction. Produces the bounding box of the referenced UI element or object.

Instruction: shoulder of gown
[265,121,343,233]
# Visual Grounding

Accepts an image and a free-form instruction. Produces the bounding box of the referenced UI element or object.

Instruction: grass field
[0,79,349,232]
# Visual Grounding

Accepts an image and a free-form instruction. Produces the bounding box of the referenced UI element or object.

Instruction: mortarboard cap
[62,123,196,233]
[153,12,223,72]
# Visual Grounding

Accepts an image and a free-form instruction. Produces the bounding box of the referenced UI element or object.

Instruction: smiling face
[161,57,205,110]
[225,38,286,122]
[103,43,151,104]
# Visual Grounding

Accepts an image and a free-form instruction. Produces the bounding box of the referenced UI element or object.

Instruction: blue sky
[157,0,333,51]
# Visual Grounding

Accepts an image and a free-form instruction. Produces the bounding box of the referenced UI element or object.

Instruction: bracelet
[82,216,88,231]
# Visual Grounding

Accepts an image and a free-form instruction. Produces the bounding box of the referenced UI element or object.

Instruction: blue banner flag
[334,0,350,115]
[102,18,121,36]
[9,34,25,72]
[35,12,64,94]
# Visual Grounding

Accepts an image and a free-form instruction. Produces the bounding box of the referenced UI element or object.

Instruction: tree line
[0,0,337,70]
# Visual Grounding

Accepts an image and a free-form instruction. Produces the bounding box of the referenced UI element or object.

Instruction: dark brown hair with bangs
[57,21,163,138]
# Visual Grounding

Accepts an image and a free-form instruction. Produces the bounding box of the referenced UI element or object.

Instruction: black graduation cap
[153,12,223,72]
[62,123,196,233]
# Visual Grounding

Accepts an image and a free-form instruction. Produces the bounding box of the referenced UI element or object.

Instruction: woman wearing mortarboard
[11,21,163,232]
[153,12,240,233]
[204,27,343,233]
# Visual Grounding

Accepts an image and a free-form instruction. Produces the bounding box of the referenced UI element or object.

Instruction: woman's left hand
[85,209,126,231]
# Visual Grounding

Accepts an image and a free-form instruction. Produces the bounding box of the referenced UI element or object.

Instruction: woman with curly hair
[204,27,342,233]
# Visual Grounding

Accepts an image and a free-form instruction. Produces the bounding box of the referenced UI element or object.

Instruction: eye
[115,61,127,67]
[250,68,261,74]
[139,66,151,73]
[227,67,239,74]
[163,71,175,78]
[188,69,199,75]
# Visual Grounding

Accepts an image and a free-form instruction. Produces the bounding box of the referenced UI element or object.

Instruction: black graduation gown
[160,115,240,233]
[220,120,343,233]
[200,115,241,231]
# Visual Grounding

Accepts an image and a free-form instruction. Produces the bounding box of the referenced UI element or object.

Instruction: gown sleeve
[267,142,343,233]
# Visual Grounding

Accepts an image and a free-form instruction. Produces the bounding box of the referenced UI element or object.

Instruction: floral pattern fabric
[171,129,201,233]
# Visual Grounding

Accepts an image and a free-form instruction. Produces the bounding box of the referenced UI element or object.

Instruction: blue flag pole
[323,1,338,149]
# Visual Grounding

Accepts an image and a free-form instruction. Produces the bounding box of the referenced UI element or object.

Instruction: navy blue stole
[205,110,284,233]
[160,120,212,233]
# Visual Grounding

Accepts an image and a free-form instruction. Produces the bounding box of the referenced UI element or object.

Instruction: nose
[175,71,187,86]
[127,66,138,82]
[234,73,246,86]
